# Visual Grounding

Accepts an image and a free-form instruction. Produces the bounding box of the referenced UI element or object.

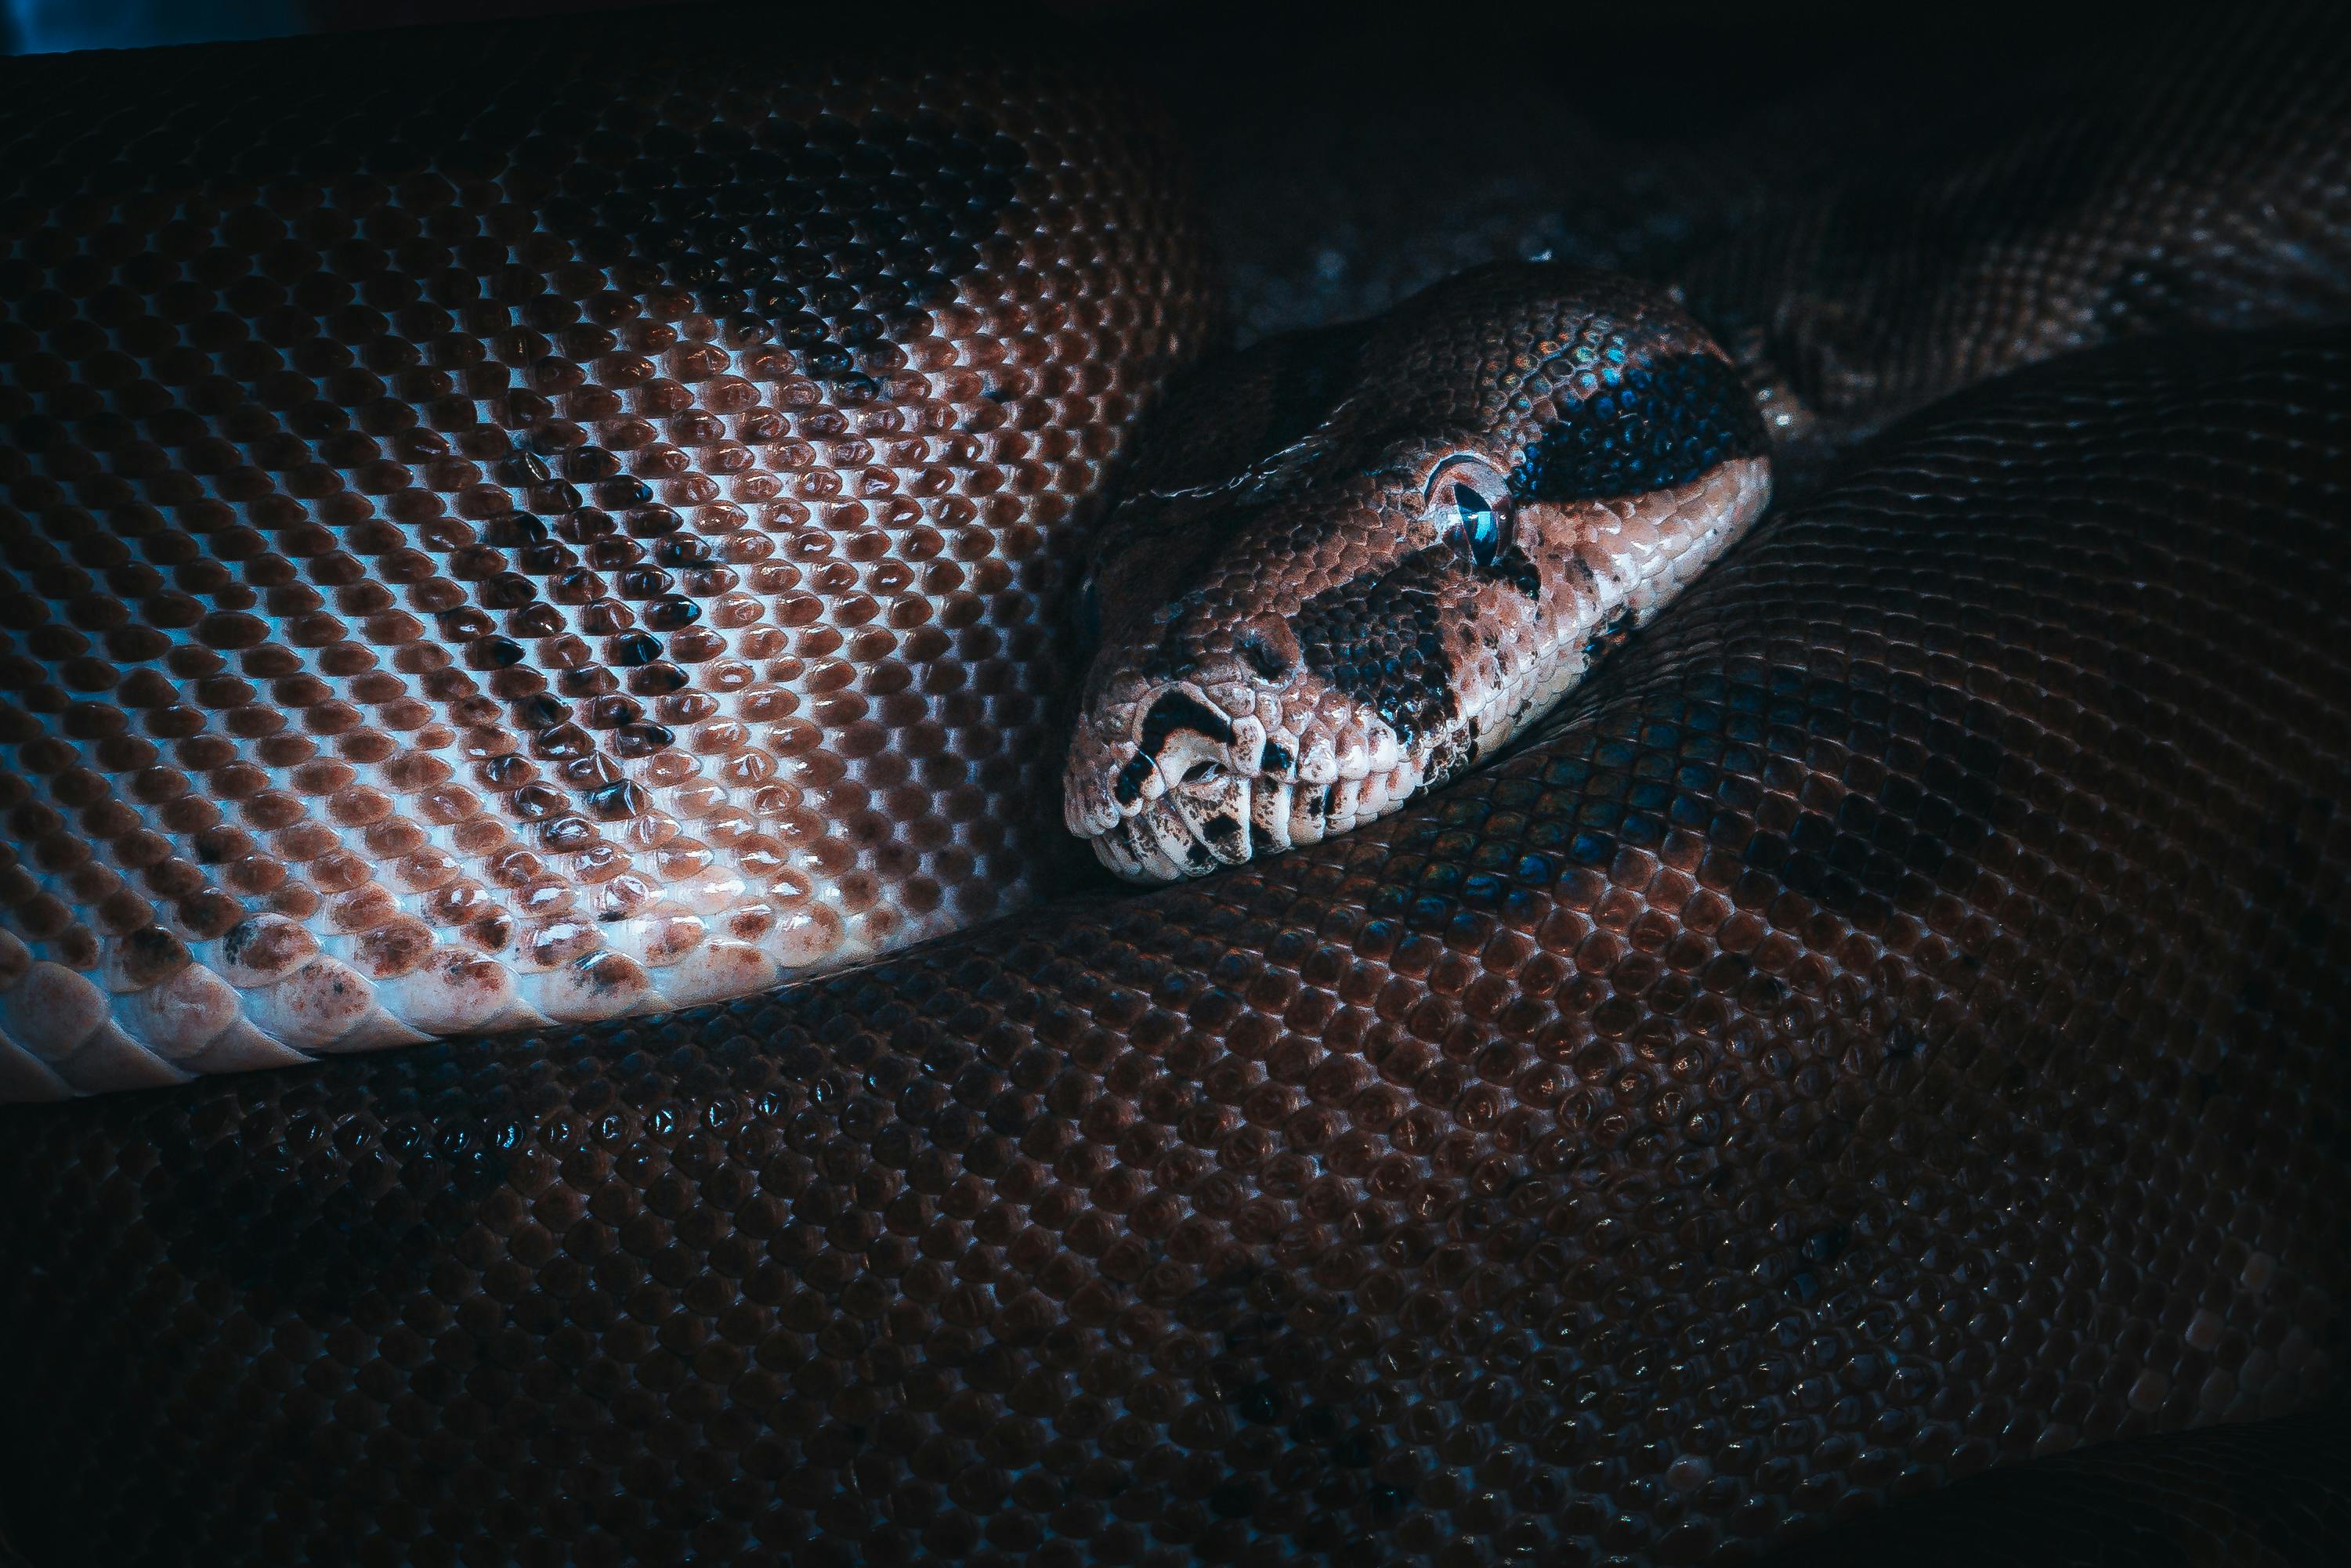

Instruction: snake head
[1064,263,1773,883]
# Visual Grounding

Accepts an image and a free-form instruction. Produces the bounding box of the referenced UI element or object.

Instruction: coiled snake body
[3,6,2351,1566]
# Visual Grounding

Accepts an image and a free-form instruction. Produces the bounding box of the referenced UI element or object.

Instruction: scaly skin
[0,6,1216,1097]
[4,327,2349,1566]
[1064,269,1770,883]
[6,4,2351,1566]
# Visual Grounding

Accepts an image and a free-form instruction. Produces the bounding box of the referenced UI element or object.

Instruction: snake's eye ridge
[1452,482,1509,569]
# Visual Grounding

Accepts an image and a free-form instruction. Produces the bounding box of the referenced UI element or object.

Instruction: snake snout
[1064,660,1420,883]
[1062,681,1279,881]
[1224,612,1301,685]
[1111,685,1264,818]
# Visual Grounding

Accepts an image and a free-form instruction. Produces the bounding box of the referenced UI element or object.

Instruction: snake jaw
[1065,681,1426,880]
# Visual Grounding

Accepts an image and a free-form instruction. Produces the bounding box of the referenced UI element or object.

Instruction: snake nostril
[1236,627,1293,682]
[1183,760,1226,785]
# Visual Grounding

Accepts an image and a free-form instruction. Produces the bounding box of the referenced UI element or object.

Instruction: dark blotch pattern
[1138,689,1238,754]
[1294,544,1460,749]
[1237,627,1293,681]
[1518,664,2008,941]
[1510,351,1767,503]
[4,330,2347,1566]
[1579,606,1637,665]
[1736,672,2005,922]
[1115,691,1240,805]
[563,98,1025,406]
[1679,8,2351,451]
[1480,539,1542,600]
[0,1,1217,1033]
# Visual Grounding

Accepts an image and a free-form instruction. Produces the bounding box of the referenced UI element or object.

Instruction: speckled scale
[0,9,1217,1096]
[1682,6,2351,460]
[4,327,2346,1566]
[1291,548,1462,748]
[1064,267,1772,883]
[1510,352,1766,503]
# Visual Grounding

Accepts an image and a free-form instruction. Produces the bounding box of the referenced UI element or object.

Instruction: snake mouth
[1064,682,1426,882]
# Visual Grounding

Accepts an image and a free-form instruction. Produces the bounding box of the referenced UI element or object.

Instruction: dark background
[0,0,2096,93]
[0,1,2124,343]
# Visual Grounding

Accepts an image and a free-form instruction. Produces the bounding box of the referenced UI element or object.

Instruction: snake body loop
[4,6,2351,1566]
[0,9,1215,1098]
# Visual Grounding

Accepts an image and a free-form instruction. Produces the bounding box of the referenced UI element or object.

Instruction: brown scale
[1680,7,2351,466]
[0,7,1216,1097]
[4,325,2349,1566]
[1062,269,1770,884]
[9,5,2351,1568]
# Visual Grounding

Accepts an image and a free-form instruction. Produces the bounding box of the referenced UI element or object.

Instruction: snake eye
[1449,482,1510,569]
[1427,454,1516,571]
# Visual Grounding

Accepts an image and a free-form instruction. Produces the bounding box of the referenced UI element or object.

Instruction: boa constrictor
[2,5,2349,1566]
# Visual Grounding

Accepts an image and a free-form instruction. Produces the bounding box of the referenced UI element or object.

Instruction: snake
[2,3,2350,1564]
